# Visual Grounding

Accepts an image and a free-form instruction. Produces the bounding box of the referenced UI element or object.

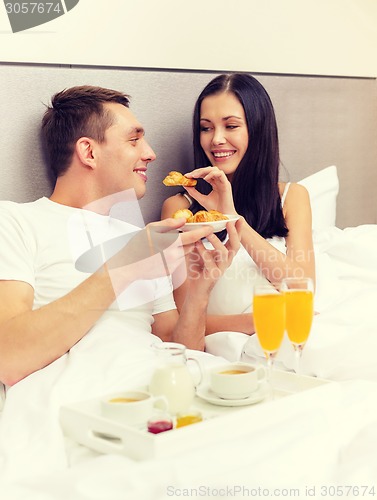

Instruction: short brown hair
[41,85,130,179]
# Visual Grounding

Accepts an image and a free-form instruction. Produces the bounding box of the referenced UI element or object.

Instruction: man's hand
[104,217,215,296]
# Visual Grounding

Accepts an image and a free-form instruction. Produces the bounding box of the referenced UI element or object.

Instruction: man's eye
[130,138,139,143]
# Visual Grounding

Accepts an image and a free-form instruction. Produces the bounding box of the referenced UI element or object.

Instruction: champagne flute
[281,277,314,375]
[253,284,286,398]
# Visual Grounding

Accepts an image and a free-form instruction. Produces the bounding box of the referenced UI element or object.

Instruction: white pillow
[298,166,339,232]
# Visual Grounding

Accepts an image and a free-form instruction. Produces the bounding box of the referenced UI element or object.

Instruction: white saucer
[196,381,269,407]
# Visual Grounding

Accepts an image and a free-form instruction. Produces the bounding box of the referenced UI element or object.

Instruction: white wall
[0,0,376,77]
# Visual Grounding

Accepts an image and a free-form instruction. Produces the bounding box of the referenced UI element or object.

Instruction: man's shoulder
[0,198,48,225]
[0,197,45,210]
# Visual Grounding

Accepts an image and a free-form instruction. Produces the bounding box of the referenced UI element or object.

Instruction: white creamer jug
[148,342,200,414]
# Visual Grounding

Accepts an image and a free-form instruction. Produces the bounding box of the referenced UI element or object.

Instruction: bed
[0,63,377,499]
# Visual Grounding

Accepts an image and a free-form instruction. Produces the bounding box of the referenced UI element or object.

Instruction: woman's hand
[184,166,237,215]
[186,220,241,295]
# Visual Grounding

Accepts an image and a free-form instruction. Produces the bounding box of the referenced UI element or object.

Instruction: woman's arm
[161,192,255,336]
[240,183,315,287]
[172,278,255,336]
[153,224,241,348]
[162,171,315,334]
[184,167,315,286]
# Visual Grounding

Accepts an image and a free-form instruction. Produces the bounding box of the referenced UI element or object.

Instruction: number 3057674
[5,3,62,15]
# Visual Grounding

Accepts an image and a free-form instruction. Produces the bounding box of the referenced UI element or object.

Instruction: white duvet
[0,225,377,499]
[206,224,377,381]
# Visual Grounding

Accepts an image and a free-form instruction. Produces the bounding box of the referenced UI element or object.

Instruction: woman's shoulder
[278,182,310,217]
[161,193,192,219]
[278,181,309,199]
[282,185,311,226]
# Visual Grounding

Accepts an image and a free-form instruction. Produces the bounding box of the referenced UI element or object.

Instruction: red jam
[147,420,173,434]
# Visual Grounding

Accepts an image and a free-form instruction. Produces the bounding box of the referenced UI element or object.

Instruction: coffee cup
[101,390,168,426]
[209,362,266,400]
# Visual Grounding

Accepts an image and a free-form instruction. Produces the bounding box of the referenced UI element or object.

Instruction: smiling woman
[161,73,315,336]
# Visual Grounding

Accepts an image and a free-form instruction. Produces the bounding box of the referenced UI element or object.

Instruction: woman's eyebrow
[222,115,243,120]
[200,116,243,121]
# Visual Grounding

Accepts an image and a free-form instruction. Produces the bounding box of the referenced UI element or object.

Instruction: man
[0,86,239,387]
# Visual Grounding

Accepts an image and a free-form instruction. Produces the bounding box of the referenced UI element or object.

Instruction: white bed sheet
[0,225,376,499]
[1,377,377,500]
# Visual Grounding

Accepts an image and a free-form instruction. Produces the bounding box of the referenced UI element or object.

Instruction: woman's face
[199,91,249,179]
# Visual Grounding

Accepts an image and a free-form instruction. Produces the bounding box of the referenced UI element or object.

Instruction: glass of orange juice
[253,284,286,398]
[281,277,314,375]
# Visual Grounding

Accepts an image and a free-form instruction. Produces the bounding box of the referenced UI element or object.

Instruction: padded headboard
[1,63,376,228]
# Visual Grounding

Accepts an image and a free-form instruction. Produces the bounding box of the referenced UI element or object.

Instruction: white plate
[196,381,269,407]
[180,214,240,232]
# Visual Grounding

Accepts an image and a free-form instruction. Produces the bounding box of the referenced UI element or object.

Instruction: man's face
[94,103,156,200]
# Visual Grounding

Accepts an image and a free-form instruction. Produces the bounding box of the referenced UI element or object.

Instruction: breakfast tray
[59,370,336,461]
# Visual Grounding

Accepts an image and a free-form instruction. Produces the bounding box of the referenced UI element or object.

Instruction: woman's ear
[76,137,96,169]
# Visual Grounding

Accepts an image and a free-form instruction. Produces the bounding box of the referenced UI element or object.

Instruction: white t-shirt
[0,197,176,345]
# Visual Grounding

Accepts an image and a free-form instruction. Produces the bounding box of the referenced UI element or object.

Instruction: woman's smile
[200,92,249,176]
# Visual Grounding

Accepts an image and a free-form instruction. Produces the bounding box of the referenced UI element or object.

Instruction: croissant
[172,209,193,221]
[163,171,197,187]
[208,210,229,221]
[172,208,229,223]
[191,210,229,223]
[191,210,213,223]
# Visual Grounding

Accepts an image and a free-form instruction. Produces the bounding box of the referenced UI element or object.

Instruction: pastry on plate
[162,171,197,187]
[191,210,229,223]
[208,210,229,221]
[172,208,229,224]
[172,209,193,221]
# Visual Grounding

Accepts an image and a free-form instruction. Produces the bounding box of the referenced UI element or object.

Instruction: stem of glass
[293,344,304,376]
[265,352,276,400]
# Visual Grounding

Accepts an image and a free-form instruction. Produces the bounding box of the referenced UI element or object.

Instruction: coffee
[101,390,168,425]
[210,362,266,400]
[108,397,141,403]
[218,369,250,375]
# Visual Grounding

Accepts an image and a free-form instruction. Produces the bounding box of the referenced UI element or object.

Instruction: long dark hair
[192,73,288,239]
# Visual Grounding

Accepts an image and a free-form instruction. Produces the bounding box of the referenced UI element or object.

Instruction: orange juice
[284,290,313,345]
[253,293,285,353]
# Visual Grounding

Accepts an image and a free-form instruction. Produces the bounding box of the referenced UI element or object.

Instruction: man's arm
[0,219,214,386]
[0,268,119,386]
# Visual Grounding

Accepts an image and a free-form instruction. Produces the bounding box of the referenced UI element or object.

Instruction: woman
[161,73,315,335]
